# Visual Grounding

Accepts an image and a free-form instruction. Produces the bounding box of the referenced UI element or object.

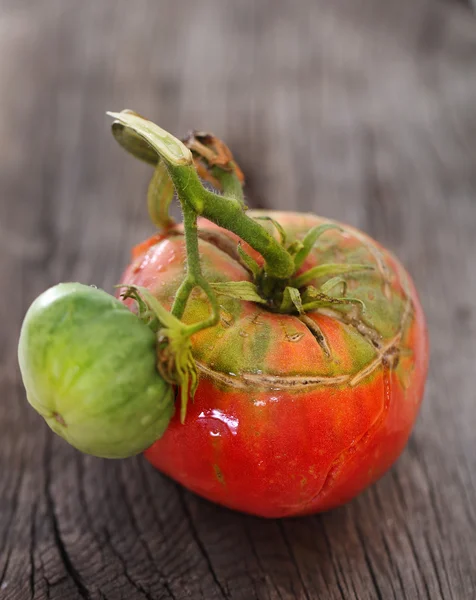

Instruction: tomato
[120,211,428,518]
[18,283,174,458]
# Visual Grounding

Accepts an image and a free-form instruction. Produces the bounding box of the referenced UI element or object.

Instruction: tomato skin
[121,211,429,517]
[18,283,174,459]
[144,372,423,517]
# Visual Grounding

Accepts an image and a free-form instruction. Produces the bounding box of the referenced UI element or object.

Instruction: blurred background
[1,1,476,599]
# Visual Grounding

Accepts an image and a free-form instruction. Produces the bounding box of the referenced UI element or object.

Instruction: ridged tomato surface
[120,211,428,517]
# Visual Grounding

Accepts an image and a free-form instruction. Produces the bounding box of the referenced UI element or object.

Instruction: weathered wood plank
[1,0,475,598]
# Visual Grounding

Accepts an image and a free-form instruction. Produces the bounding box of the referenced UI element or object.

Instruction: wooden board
[1,0,475,598]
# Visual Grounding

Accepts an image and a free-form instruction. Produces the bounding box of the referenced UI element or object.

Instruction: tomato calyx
[206,228,374,318]
[108,110,294,279]
[119,285,200,423]
[180,129,376,316]
[238,237,375,316]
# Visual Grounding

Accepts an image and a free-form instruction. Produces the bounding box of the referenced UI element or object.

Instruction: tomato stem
[108,110,294,280]
[165,163,295,279]
[210,166,245,206]
[147,160,176,230]
[108,110,369,327]
[183,130,246,207]
[171,201,220,334]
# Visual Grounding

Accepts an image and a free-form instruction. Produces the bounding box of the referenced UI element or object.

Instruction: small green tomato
[18,282,174,458]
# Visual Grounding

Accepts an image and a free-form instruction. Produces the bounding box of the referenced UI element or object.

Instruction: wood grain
[1,0,475,598]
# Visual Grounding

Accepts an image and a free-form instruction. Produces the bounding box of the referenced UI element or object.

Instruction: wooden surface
[1,1,476,598]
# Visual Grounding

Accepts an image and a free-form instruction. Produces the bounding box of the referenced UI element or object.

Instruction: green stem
[171,201,220,333]
[168,165,294,279]
[108,111,294,280]
[211,166,245,206]
[171,278,194,321]
[147,160,176,230]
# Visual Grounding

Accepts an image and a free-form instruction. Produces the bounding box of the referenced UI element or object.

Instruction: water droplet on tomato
[197,409,239,437]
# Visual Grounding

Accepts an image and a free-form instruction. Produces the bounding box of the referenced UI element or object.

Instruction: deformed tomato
[121,211,428,517]
[18,283,174,458]
[19,112,428,519]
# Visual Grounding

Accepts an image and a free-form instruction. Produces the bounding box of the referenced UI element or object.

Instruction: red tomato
[120,211,428,518]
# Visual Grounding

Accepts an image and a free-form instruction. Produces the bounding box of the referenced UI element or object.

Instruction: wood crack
[242,523,278,600]
[422,530,451,600]
[317,520,347,600]
[0,548,11,589]
[277,522,312,600]
[43,436,90,599]
[0,453,24,559]
[29,501,37,599]
[177,488,230,599]
[372,488,408,599]
[391,471,433,600]
[115,466,175,600]
[354,521,385,600]
[102,528,156,600]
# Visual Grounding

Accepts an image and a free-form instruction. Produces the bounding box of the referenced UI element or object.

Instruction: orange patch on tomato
[131,233,166,260]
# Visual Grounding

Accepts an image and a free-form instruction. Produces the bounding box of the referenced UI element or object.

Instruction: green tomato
[18,282,174,458]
